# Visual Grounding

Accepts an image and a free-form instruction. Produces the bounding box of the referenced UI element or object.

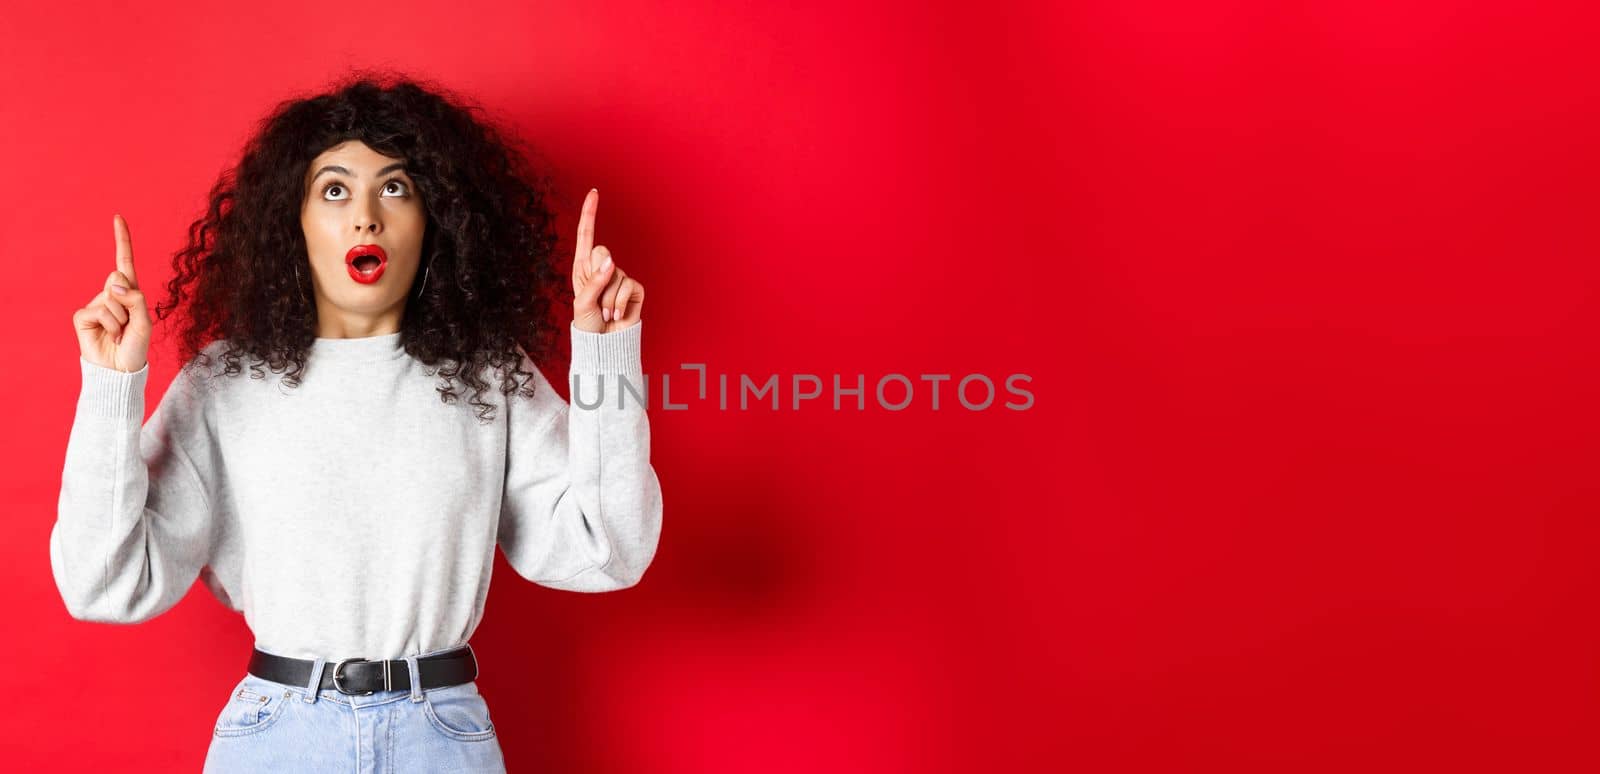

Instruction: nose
[352,199,382,235]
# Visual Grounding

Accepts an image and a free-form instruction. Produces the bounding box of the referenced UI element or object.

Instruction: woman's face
[299,140,426,337]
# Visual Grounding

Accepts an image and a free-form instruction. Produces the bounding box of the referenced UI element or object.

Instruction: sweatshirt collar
[309,331,407,363]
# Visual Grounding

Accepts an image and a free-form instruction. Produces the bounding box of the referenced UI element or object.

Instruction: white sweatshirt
[49,321,662,660]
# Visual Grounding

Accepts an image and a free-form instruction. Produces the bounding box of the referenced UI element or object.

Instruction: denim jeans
[202,647,506,773]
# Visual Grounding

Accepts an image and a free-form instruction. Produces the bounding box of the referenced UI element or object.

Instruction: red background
[3,1,1597,771]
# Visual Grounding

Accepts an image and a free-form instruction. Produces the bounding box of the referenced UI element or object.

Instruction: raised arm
[52,214,218,622]
[496,188,662,591]
[497,323,663,591]
[50,358,219,622]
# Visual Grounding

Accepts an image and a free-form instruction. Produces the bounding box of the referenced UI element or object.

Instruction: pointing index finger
[114,213,138,289]
[575,188,598,275]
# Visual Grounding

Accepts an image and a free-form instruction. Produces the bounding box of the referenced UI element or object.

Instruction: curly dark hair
[153,69,568,423]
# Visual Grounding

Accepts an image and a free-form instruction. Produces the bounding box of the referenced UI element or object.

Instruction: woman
[51,73,662,772]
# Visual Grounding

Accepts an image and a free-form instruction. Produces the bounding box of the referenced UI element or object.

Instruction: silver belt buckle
[331,657,387,696]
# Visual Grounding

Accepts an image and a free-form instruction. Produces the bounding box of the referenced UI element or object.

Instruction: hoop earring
[293,262,310,305]
[413,259,432,299]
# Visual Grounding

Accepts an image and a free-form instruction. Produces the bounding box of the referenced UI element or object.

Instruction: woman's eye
[321,181,407,200]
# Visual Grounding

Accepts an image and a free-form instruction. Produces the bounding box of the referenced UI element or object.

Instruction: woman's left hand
[571,188,644,333]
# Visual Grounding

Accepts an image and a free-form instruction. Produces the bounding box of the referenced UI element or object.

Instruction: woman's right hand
[73,214,152,373]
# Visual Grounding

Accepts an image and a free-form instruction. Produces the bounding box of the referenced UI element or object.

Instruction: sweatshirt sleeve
[49,357,218,623]
[496,321,664,592]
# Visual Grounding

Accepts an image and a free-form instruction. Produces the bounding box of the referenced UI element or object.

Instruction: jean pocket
[422,682,497,742]
[213,675,294,738]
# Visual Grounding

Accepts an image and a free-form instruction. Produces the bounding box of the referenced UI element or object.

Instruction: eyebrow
[309,162,409,184]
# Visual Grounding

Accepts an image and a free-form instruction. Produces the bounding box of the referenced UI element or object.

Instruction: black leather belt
[247,645,478,696]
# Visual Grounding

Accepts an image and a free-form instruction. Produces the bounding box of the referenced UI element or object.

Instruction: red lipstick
[346,244,388,284]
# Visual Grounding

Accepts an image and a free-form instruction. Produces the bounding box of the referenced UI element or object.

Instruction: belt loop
[304,657,327,704]
[406,654,423,703]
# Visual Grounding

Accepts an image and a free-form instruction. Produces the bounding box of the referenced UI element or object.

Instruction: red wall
[4,1,1597,771]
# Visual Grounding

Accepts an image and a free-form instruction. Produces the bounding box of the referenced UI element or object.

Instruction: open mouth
[345,244,388,284]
